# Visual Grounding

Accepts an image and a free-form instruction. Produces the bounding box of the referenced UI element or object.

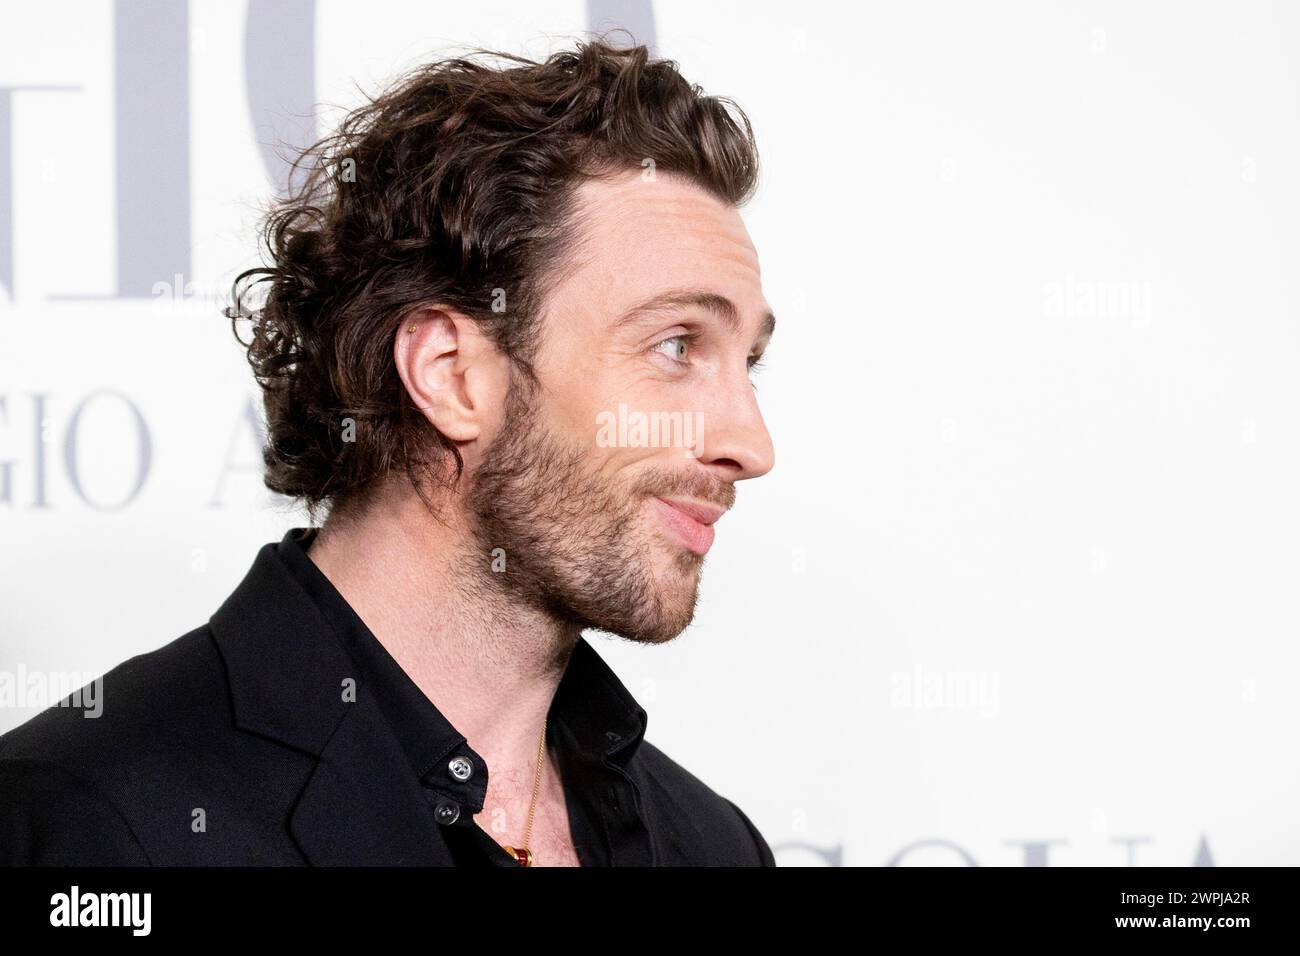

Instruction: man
[0,38,776,866]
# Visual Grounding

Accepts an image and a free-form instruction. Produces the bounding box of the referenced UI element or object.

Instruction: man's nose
[693,377,775,481]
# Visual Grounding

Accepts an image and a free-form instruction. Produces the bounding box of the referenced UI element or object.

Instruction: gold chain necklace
[501,717,546,867]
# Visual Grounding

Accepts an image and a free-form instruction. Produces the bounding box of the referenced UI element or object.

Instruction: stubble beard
[465,377,706,645]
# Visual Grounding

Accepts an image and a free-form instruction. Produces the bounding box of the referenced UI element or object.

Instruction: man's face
[468,168,775,644]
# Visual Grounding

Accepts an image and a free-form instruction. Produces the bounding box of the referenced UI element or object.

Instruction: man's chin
[600,611,695,645]
[608,561,703,644]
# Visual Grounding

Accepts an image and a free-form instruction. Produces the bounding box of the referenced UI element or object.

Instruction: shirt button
[447,755,474,782]
[434,801,461,825]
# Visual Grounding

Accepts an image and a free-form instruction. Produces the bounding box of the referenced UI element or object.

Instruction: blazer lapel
[210,540,452,866]
[289,693,451,866]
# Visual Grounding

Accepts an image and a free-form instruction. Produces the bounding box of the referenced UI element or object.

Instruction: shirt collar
[274,527,649,812]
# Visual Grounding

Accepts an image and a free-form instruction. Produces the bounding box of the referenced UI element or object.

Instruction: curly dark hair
[227,36,761,523]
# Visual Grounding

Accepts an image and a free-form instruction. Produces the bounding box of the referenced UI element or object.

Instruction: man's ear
[393,305,507,444]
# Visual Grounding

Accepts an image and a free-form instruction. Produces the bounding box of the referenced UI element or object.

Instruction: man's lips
[650,497,725,556]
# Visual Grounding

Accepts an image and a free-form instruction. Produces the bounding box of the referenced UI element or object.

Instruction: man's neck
[304,486,581,800]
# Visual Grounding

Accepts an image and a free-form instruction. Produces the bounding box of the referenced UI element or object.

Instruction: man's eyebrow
[613,288,776,342]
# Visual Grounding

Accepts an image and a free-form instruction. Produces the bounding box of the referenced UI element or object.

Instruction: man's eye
[651,335,691,363]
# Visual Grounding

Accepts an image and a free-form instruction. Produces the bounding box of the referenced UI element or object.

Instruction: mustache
[632,468,735,513]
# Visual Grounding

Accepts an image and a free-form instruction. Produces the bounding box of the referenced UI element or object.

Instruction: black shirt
[0,527,773,866]
[277,526,653,867]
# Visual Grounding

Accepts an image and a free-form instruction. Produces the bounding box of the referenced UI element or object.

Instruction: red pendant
[505,845,533,867]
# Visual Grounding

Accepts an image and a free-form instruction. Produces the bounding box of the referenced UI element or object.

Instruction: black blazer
[0,536,775,866]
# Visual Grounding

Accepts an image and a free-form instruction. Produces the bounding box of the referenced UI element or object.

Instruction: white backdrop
[1,0,1297,866]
